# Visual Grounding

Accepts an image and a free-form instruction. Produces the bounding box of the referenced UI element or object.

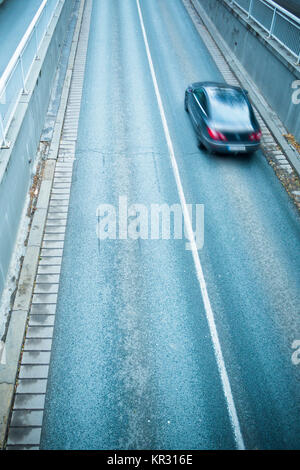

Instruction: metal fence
[230,0,300,63]
[0,0,60,148]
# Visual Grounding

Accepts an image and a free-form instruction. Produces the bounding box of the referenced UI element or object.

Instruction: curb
[0,0,86,449]
[5,0,92,450]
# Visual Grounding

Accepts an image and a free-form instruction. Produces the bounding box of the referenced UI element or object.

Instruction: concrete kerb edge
[48,0,86,161]
[0,0,86,449]
[189,0,300,177]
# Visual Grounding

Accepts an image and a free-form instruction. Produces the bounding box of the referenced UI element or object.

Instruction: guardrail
[0,0,60,148]
[230,0,300,63]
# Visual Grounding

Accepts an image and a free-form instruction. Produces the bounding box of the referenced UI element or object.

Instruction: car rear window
[205,87,252,127]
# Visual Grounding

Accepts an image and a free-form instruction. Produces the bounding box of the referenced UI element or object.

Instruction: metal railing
[230,0,300,63]
[0,0,60,148]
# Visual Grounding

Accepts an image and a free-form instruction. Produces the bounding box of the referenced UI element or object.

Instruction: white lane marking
[136,0,245,450]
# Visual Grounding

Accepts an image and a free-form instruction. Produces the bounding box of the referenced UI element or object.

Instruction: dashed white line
[136,0,245,450]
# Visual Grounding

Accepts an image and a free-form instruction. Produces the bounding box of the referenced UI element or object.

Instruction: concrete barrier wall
[0,0,74,305]
[195,0,300,140]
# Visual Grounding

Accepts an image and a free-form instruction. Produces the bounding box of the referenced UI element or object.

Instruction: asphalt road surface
[40,0,300,450]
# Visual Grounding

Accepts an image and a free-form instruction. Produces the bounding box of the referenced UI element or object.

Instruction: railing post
[0,110,10,149]
[268,7,277,38]
[248,0,253,18]
[19,55,28,95]
[46,0,52,35]
[35,25,40,60]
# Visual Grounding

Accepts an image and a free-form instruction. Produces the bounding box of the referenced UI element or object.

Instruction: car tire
[184,96,188,112]
[197,138,205,150]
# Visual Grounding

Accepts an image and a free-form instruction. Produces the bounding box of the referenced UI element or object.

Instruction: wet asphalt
[40,0,300,450]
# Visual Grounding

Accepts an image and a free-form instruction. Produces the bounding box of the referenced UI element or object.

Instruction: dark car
[185,82,261,154]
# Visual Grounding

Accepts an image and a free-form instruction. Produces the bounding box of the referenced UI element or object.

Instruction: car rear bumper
[202,135,260,154]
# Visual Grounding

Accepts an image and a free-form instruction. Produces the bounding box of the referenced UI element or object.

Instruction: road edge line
[136,0,245,451]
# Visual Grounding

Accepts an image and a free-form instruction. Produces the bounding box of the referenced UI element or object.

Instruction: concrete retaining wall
[195,0,300,140]
[0,0,75,306]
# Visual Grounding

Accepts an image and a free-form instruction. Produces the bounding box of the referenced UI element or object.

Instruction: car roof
[191,81,244,94]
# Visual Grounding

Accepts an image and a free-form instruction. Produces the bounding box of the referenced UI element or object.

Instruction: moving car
[185,82,261,154]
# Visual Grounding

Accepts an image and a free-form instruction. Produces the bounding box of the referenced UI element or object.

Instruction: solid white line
[136,0,245,450]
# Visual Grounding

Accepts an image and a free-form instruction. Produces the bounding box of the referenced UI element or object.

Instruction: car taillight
[249,130,262,141]
[207,127,227,141]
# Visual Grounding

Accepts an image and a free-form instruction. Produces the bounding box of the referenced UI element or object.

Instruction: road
[40,0,300,450]
[0,0,43,76]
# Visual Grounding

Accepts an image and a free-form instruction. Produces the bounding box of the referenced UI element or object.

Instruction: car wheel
[184,96,188,112]
[197,138,205,149]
